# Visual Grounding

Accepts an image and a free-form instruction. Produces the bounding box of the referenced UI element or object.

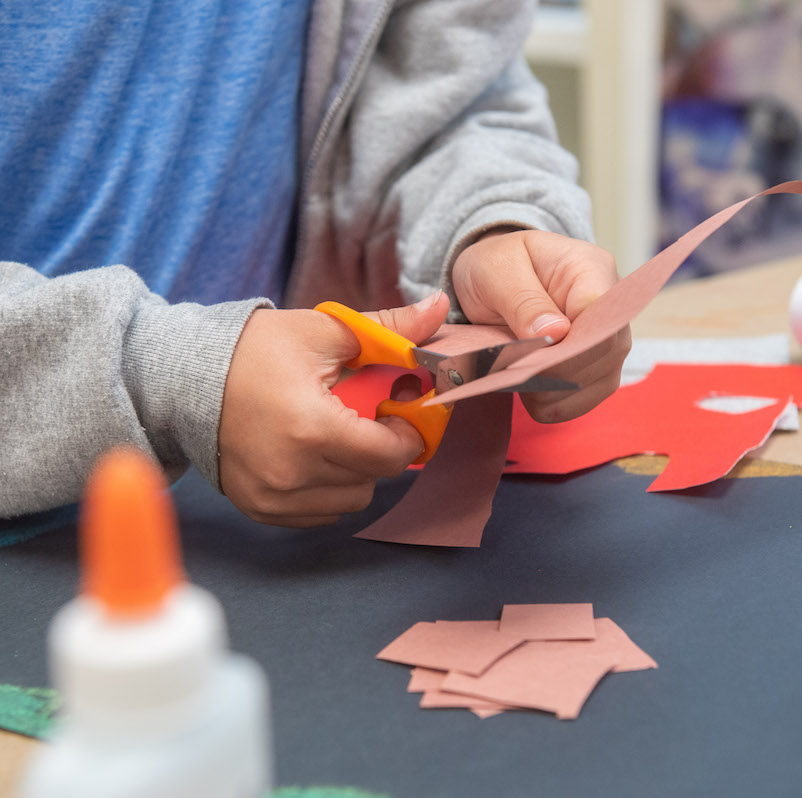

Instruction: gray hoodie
[0,0,592,517]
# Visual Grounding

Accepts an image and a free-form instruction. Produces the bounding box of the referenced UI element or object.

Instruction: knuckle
[511,288,553,318]
[253,460,306,493]
[598,373,622,401]
[523,395,569,424]
[616,328,633,358]
[383,459,408,479]
[242,505,270,523]
[347,482,376,512]
[288,417,327,450]
[263,468,302,493]
[591,245,618,273]
[536,404,562,423]
[375,307,397,331]
[532,406,560,424]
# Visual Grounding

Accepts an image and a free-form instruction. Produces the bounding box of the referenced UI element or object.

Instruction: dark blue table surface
[2,464,801,798]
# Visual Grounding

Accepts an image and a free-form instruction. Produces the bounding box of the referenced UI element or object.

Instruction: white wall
[527,0,664,274]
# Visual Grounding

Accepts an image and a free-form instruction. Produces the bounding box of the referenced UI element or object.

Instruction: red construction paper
[427,181,802,405]
[506,363,802,491]
[376,620,524,676]
[335,363,802,496]
[353,392,513,546]
[499,603,596,641]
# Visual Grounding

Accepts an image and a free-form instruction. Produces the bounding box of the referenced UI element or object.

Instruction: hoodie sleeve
[330,0,593,320]
[0,262,271,517]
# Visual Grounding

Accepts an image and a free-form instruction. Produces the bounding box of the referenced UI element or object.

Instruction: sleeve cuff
[401,200,586,323]
[122,297,274,490]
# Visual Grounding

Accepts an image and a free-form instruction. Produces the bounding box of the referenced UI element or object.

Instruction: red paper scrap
[506,363,802,491]
[335,362,802,496]
[353,392,512,546]
[499,603,596,641]
[376,620,523,676]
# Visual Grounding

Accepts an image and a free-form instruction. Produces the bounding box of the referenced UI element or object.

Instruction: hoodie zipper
[287,0,395,303]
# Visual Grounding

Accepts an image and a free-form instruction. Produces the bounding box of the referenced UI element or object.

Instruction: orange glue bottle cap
[80,447,185,616]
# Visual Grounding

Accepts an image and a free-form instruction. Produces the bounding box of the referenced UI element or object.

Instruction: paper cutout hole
[695,394,780,415]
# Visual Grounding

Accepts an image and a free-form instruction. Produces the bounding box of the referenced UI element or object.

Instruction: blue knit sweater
[0,0,311,305]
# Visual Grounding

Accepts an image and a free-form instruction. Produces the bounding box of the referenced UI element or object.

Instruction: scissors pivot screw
[447,369,464,386]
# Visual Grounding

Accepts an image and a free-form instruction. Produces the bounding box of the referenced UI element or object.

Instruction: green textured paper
[0,684,60,739]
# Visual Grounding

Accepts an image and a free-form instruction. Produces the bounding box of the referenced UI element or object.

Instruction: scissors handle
[315,301,453,464]
[315,301,419,370]
[375,390,452,465]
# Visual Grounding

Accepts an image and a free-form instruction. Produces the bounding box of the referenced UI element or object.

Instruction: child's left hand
[452,229,631,423]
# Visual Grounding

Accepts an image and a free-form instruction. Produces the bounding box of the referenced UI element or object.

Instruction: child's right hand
[218,293,449,526]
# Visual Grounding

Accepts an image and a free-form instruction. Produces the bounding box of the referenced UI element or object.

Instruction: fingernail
[414,290,442,311]
[529,313,566,338]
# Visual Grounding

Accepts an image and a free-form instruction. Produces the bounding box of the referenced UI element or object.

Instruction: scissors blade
[412,338,578,395]
[497,373,578,393]
[410,346,449,375]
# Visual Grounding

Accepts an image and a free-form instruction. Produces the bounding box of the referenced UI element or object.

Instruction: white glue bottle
[17,448,272,798]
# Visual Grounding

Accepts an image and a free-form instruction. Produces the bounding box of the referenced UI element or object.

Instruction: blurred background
[527,0,802,277]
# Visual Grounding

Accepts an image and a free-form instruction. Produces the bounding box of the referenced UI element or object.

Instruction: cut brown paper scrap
[470,707,506,719]
[420,689,511,714]
[550,617,658,675]
[376,619,524,676]
[354,392,513,547]
[442,642,617,720]
[380,606,657,720]
[442,617,657,719]
[499,603,596,641]
[427,180,802,406]
[407,667,511,717]
[433,619,500,629]
[407,666,449,693]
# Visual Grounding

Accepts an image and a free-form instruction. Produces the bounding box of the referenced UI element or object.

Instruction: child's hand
[218,292,449,526]
[452,229,631,423]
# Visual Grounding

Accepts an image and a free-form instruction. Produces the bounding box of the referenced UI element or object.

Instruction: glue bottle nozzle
[80,447,185,616]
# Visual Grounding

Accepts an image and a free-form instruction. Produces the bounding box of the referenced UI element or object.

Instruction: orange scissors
[316,301,576,464]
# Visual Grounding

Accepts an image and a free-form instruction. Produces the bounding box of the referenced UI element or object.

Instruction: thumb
[364,290,450,345]
[499,270,571,344]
